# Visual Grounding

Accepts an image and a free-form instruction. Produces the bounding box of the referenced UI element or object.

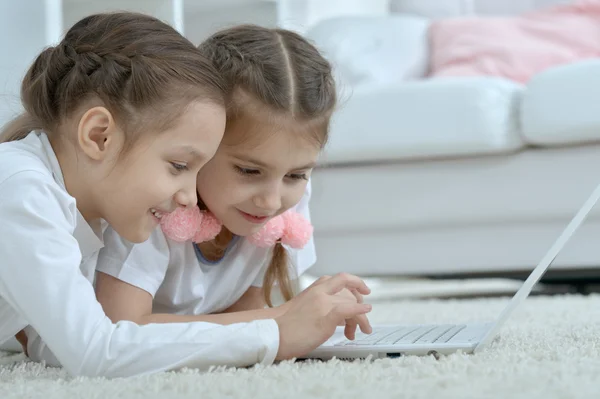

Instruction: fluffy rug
[1,293,599,399]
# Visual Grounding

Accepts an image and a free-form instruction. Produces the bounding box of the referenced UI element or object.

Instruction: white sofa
[305,0,600,280]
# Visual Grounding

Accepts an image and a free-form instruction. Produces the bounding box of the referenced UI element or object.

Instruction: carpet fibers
[1,293,599,398]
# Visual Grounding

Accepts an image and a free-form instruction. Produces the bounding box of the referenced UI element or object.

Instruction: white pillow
[305,15,430,87]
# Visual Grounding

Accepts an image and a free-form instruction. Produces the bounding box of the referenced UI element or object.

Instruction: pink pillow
[428,1,600,83]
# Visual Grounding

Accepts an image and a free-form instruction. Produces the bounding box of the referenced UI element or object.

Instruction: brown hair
[198,24,337,307]
[0,12,225,152]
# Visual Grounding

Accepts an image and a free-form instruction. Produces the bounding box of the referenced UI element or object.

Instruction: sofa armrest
[521,59,600,146]
[305,15,430,87]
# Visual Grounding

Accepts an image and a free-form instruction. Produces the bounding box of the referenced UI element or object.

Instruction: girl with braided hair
[0,15,372,377]
[95,24,372,362]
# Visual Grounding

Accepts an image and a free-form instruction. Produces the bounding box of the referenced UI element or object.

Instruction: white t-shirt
[0,131,279,377]
[97,182,316,315]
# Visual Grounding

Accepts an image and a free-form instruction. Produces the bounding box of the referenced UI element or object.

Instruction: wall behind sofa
[0,0,58,128]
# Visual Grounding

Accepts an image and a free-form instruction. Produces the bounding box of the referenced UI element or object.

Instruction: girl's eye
[234,166,260,176]
[170,162,188,173]
[287,173,308,181]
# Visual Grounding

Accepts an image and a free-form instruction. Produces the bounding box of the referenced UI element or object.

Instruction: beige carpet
[1,292,599,398]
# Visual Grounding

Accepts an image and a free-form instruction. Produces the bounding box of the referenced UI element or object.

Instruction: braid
[21,41,132,133]
[199,24,336,133]
[2,12,225,145]
[199,29,292,113]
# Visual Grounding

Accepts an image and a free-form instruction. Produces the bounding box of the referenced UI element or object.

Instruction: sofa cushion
[305,15,430,87]
[521,59,600,146]
[320,77,525,165]
[428,1,600,83]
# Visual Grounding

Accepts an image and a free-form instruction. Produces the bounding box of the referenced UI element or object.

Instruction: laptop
[305,181,600,361]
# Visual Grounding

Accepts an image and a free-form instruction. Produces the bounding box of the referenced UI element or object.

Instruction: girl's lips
[238,210,269,224]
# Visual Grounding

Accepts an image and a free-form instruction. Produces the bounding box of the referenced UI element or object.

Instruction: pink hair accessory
[159,207,222,243]
[246,210,312,249]
[160,207,312,249]
[159,206,202,242]
[281,211,313,248]
[246,215,285,247]
[192,212,222,242]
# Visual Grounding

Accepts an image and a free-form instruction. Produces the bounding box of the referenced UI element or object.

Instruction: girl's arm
[0,172,280,377]
[221,286,268,313]
[95,272,287,325]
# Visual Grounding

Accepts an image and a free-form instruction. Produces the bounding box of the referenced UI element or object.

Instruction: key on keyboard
[431,325,466,343]
[337,324,467,346]
[413,325,455,344]
[347,327,399,345]
[393,326,439,344]
[376,327,421,345]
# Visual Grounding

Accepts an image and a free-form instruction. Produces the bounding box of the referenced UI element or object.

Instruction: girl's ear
[76,106,122,161]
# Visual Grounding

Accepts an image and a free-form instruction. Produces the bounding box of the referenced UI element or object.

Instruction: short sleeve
[96,227,170,297]
[251,180,317,287]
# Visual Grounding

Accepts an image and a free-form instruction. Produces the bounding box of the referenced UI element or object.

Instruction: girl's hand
[335,286,371,340]
[293,275,372,340]
[274,273,372,361]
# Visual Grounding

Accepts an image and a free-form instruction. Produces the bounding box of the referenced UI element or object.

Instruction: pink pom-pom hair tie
[246,210,313,249]
[159,207,221,243]
[246,216,285,248]
[280,211,313,248]
[160,207,312,249]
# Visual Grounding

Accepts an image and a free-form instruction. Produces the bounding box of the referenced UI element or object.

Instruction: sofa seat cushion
[521,59,600,146]
[321,77,525,165]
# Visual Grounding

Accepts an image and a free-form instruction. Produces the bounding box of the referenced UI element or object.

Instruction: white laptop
[305,181,600,361]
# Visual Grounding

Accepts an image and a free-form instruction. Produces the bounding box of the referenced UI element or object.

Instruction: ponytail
[262,242,296,307]
[0,113,42,144]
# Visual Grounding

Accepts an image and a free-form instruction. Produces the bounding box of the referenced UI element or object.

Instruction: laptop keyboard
[336,324,466,346]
